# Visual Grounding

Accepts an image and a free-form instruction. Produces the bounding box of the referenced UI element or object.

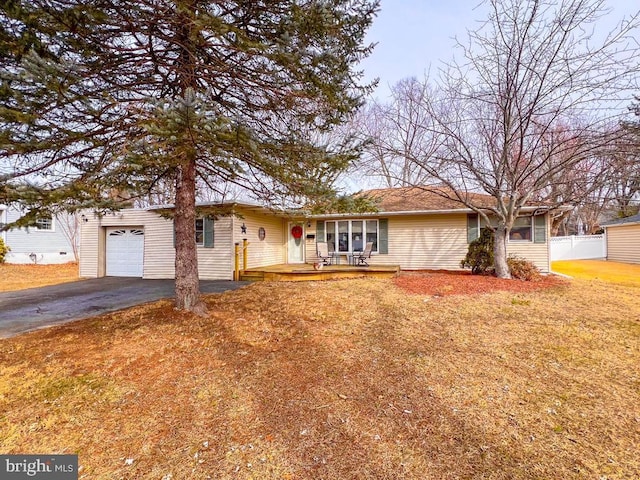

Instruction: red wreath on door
[291,225,303,239]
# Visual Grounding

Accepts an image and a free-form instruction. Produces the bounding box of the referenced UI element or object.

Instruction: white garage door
[106,228,144,277]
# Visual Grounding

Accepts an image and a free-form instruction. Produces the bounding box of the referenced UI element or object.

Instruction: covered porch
[239,263,400,282]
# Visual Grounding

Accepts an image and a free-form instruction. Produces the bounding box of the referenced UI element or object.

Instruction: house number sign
[258,227,266,241]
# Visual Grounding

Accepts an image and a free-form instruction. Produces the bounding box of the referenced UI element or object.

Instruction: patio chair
[353,241,374,266]
[316,242,332,265]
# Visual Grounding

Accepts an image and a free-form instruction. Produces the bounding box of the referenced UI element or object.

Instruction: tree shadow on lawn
[204,312,499,479]
[1,279,637,479]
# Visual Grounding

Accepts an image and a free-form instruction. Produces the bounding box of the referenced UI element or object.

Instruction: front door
[287,222,305,264]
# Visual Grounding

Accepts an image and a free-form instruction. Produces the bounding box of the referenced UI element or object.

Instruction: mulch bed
[394,270,567,296]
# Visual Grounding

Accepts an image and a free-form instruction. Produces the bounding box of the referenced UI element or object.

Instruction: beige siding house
[79,188,553,279]
[79,203,289,280]
[602,214,640,265]
[307,188,552,273]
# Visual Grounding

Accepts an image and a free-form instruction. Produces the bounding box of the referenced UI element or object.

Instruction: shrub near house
[0,237,9,263]
[461,227,541,280]
[461,227,494,274]
[506,256,541,281]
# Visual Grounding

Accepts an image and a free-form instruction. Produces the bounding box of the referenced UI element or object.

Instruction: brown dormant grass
[0,262,79,292]
[0,273,638,479]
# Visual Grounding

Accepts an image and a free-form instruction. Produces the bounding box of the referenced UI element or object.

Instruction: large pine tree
[0,0,378,313]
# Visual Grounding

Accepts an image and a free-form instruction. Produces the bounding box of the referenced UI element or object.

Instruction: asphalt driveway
[0,278,249,338]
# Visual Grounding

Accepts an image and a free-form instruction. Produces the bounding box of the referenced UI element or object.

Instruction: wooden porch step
[239,271,265,282]
[240,264,400,282]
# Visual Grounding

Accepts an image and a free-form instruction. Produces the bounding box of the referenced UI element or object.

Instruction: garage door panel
[106,228,144,277]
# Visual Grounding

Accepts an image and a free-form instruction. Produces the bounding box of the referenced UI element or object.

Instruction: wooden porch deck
[240,263,400,282]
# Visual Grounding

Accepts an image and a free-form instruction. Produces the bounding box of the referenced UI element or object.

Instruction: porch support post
[234,242,240,281]
[242,238,248,273]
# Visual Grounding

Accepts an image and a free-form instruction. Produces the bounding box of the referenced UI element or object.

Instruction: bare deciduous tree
[361,0,639,277]
[611,119,640,217]
[355,79,437,188]
[57,212,80,262]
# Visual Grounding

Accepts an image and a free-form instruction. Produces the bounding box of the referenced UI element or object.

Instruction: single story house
[0,205,78,264]
[78,187,553,279]
[601,213,640,264]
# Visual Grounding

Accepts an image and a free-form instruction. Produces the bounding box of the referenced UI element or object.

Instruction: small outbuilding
[602,213,640,265]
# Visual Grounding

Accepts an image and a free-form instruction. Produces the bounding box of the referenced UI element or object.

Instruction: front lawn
[1,274,638,479]
[0,262,79,292]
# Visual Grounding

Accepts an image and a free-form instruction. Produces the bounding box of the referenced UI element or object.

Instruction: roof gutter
[145,201,296,217]
[145,201,258,211]
[603,220,640,228]
[308,205,552,219]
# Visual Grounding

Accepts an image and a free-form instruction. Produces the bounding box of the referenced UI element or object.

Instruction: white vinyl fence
[549,234,606,261]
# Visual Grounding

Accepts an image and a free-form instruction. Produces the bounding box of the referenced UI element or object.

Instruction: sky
[360,0,639,101]
[359,0,485,99]
[341,0,640,193]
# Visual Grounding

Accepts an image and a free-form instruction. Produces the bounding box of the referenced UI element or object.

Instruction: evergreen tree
[0,0,378,313]
[461,227,494,275]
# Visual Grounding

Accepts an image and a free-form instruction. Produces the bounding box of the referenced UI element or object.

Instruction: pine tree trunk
[171,0,207,316]
[493,225,512,279]
[174,154,207,315]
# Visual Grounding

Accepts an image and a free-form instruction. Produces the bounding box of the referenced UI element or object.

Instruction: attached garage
[79,207,236,280]
[105,227,145,277]
[602,214,640,265]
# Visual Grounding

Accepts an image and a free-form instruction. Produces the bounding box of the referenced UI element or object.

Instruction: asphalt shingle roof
[360,187,499,212]
[601,213,640,227]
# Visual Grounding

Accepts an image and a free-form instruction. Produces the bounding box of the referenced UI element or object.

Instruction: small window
[510,216,532,241]
[35,217,53,231]
[173,217,214,248]
[467,214,534,242]
[326,221,336,253]
[366,220,378,251]
[195,218,204,246]
[338,220,349,252]
[351,220,363,252]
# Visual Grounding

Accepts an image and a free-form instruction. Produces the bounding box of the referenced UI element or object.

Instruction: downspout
[546,211,551,274]
[231,214,235,280]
